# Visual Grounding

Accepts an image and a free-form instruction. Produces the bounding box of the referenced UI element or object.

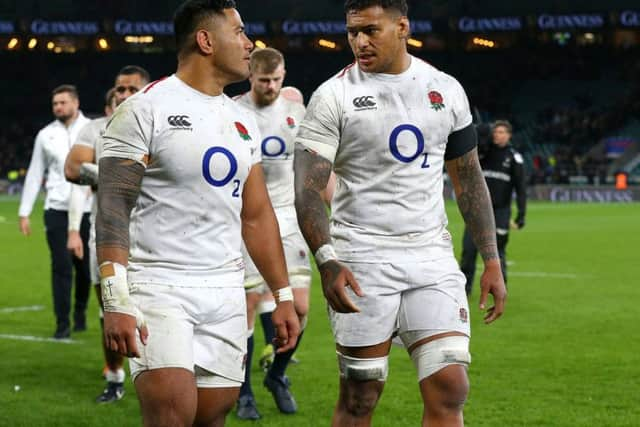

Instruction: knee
[428,367,469,412]
[342,382,383,418]
[410,336,471,412]
[337,353,388,418]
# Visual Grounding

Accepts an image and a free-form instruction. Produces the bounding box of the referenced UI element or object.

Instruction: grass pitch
[0,196,638,426]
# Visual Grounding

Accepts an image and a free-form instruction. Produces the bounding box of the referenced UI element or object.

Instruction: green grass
[0,196,639,426]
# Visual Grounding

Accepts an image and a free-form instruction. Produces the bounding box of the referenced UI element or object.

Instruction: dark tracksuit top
[460,142,527,293]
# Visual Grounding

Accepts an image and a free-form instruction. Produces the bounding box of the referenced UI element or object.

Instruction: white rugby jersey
[73,116,109,227]
[296,57,473,262]
[235,94,305,209]
[101,75,262,287]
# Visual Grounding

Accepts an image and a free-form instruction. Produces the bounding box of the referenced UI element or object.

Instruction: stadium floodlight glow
[7,37,18,49]
[318,39,337,49]
[125,35,154,44]
[47,41,55,50]
[472,37,495,48]
[254,40,267,49]
[54,46,62,53]
[28,38,37,49]
[407,38,423,48]
[584,32,595,41]
[98,38,109,49]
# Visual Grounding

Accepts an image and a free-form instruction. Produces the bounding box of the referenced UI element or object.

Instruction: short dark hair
[173,0,237,55]
[250,48,285,74]
[492,120,513,134]
[117,65,151,85]
[52,84,79,99]
[105,87,117,107]
[344,0,408,15]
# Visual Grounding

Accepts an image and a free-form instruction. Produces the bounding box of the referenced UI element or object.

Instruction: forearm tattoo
[451,149,499,262]
[78,162,99,186]
[319,260,342,284]
[95,157,144,252]
[294,148,332,253]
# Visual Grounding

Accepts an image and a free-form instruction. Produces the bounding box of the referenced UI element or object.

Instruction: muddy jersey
[235,94,305,213]
[101,75,262,286]
[296,57,473,262]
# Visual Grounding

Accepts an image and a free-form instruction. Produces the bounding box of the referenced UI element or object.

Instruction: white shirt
[296,57,472,262]
[70,116,109,230]
[19,112,92,217]
[235,93,306,235]
[101,75,262,287]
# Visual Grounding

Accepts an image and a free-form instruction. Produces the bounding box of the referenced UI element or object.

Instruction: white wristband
[274,286,294,304]
[99,262,136,317]
[314,244,337,266]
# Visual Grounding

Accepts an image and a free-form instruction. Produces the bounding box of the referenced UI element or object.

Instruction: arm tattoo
[449,149,499,262]
[78,162,99,186]
[95,157,144,253]
[294,148,332,253]
[319,260,342,287]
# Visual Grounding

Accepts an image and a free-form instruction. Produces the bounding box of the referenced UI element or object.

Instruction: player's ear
[397,16,410,40]
[195,29,215,55]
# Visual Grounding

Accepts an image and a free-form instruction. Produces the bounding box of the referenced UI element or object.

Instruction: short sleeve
[449,78,473,133]
[250,128,262,166]
[295,82,341,163]
[74,121,98,149]
[101,97,153,167]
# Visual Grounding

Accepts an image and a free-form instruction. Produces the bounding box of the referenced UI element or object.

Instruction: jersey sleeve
[101,97,153,167]
[246,114,262,165]
[295,82,341,163]
[74,121,98,149]
[449,78,473,133]
[18,130,46,217]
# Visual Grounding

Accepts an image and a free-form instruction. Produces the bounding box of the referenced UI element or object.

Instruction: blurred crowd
[2,46,639,187]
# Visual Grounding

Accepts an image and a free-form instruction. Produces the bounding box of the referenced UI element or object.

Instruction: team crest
[428,90,445,111]
[459,308,468,323]
[234,122,252,141]
[286,116,296,129]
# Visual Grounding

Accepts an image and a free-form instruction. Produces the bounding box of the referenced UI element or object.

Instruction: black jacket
[479,143,527,226]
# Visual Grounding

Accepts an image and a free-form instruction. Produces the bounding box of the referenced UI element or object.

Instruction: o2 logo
[261,136,287,158]
[389,124,430,169]
[202,146,240,197]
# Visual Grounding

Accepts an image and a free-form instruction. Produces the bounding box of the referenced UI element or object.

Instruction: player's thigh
[135,367,198,425]
[195,380,241,426]
[398,257,470,338]
[193,287,247,386]
[245,291,261,328]
[330,261,403,347]
[292,287,310,318]
[128,284,196,381]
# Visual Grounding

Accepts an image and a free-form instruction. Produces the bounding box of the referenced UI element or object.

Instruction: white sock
[105,368,125,384]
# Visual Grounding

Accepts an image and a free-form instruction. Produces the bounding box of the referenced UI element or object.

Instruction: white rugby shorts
[128,283,247,387]
[329,256,470,347]
[243,228,311,294]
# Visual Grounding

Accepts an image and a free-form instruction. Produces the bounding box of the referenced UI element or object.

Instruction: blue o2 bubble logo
[389,124,430,169]
[261,136,286,157]
[202,146,238,187]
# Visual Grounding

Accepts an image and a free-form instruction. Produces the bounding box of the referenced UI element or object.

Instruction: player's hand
[479,260,506,324]
[103,311,149,358]
[515,214,525,230]
[19,216,31,236]
[67,230,84,259]
[318,260,364,313]
[271,301,300,353]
